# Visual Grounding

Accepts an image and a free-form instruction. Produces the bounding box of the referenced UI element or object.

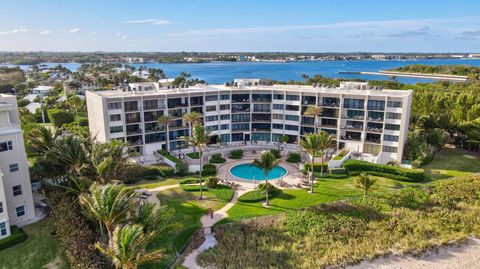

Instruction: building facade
[0,94,36,239]
[86,80,412,164]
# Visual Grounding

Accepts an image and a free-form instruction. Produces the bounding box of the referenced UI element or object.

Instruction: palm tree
[303,105,323,133]
[180,124,211,200]
[79,183,137,238]
[96,224,162,269]
[157,115,172,150]
[316,131,335,178]
[299,133,321,193]
[182,111,202,153]
[353,173,377,202]
[252,151,280,206]
[25,125,60,157]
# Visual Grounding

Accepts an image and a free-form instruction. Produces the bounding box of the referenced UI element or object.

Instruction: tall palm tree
[299,133,321,193]
[25,125,60,158]
[316,131,335,177]
[96,224,162,269]
[180,124,211,200]
[303,105,323,133]
[182,111,202,153]
[252,151,280,206]
[79,183,137,238]
[353,173,377,202]
[157,115,172,151]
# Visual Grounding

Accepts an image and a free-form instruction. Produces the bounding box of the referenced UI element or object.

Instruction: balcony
[232,104,250,113]
[367,127,383,133]
[343,125,363,131]
[341,131,361,141]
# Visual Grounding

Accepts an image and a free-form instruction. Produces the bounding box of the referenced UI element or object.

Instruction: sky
[1,0,480,52]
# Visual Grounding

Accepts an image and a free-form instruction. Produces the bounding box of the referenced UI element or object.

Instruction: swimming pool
[229,163,287,181]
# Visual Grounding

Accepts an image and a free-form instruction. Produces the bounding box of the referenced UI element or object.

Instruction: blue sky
[1,0,480,52]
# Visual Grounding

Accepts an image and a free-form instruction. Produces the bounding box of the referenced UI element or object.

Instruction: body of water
[3,58,480,84]
[229,163,287,181]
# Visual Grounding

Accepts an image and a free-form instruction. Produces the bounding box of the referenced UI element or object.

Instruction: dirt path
[348,238,480,269]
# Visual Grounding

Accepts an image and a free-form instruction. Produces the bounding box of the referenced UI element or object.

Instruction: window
[343,98,365,109]
[110,114,121,121]
[9,164,18,173]
[0,222,6,236]
[285,115,299,121]
[220,94,230,100]
[382,145,398,153]
[387,101,403,108]
[143,100,158,110]
[220,104,230,110]
[205,115,218,122]
[273,104,284,110]
[286,94,299,101]
[285,124,299,131]
[124,101,138,112]
[107,102,121,110]
[205,95,218,101]
[206,125,218,131]
[253,104,270,112]
[0,202,3,213]
[231,114,250,123]
[206,105,216,112]
[386,112,401,120]
[0,141,13,152]
[367,100,385,111]
[231,123,250,131]
[220,134,230,142]
[13,185,22,196]
[272,123,283,129]
[384,135,399,142]
[272,114,284,120]
[110,126,123,133]
[385,124,400,131]
[220,124,229,130]
[15,206,25,217]
[220,114,230,120]
[285,105,299,111]
[273,94,284,100]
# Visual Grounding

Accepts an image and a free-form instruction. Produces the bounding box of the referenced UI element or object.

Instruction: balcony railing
[367,127,383,133]
[341,135,361,141]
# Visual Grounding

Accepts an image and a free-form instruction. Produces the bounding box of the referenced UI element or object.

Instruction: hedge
[157,150,183,165]
[47,109,75,128]
[229,149,243,159]
[329,167,346,174]
[187,152,200,159]
[343,159,425,182]
[314,173,350,179]
[209,153,226,164]
[270,149,281,159]
[156,165,175,177]
[0,226,27,251]
[286,153,301,163]
[202,163,217,176]
[304,163,329,173]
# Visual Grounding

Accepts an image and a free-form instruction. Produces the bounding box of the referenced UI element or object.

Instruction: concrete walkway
[136,184,179,207]
[183,186,251,269]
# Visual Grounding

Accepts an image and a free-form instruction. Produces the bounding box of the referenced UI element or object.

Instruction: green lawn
[225,176,415,221]
[0,218,68,269]
[141,185,233,269]
[423,148,480,179]
[125,178,181,190]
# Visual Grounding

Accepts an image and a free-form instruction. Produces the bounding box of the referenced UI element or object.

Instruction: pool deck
[217,154,304,189]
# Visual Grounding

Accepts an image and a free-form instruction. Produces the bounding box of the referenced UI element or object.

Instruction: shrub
[76,117,89,126]
[17,99,30,107]
[286,152,301,163]
[47,109,74,128]
[329,167,346,174]
[429,175,480,206]
[202,163,217,176]
[270,149,281,159]
[332,149,349,160]
[0,226,26,251]
[176,161,189,176]
[362,171,412,182]
[229,149,243,159]
[343,160,425,182]
[314,173,349,179]
[258,183,277,195]
[387,187,431,209]
[116,163,143,183]
[181,184,208,192]
[206,177,219,188]
[304,163,328,173]
[187,152,200,159]
[156,165,175,177]
[209,153,226,164]
[238,187,280,202]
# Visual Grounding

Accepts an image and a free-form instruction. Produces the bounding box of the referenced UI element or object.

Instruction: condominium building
[86,79,412,164]
[0,94,36,239]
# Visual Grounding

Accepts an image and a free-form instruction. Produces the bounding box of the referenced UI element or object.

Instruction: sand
[348,238,480,269]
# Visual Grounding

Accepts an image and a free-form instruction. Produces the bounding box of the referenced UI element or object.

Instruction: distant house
[158,78,174,87]
[31,86,53,96]
[23,94,40,103]
[25,102,41,114]
[131,70,150,79]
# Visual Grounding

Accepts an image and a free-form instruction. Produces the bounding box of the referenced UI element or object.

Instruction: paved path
[136,184,179,207]
[183,186,251,269]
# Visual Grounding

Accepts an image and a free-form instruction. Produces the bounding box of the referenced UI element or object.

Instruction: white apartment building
[86,80,412,164]
[0,95,36,239]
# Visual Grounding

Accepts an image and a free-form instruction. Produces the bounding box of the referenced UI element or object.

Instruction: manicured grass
[142,185,233,268]
[423,148,480,179]
[186,152,200,159]
[226,176,414,221]
[125,178,181,190]
[0,218,68,269]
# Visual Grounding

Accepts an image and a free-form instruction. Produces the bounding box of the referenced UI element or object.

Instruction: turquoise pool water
[229,163,287,181]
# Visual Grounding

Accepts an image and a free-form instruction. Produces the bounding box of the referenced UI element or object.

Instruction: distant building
[31,86,53,96]
[0,94,37,239]
[86,79,412,165]
[124,57,145,63]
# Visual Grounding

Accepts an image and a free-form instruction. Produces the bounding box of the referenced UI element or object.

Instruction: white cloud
[69,28,80,33]
[40,30,52,35]
[124,19,172,26]
[116,33,128,39]
[0,27,28,35]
